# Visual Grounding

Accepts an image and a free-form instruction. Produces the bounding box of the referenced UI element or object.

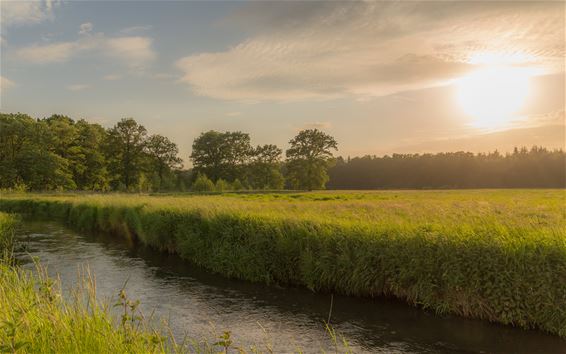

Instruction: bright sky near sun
[0,1,564,160]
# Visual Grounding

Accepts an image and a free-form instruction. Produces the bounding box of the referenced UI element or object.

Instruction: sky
[0,0,564,162]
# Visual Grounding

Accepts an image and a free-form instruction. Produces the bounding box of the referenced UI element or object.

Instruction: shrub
[215,179,231,192]
[191,173,215,192]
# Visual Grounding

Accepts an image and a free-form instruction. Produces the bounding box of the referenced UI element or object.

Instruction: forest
[0,112,564,192]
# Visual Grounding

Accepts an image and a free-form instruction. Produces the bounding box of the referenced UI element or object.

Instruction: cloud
[105,36,156,71]
[0,0,59,27]
[225,111,242,117]
[1,76,15,91]
[66,84,90,91]
[79,22,93,35]
[16,41,76,64]
[177,2,564,102]
[15,25,156,70]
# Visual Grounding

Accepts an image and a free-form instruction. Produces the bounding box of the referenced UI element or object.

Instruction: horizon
[1,1,564,161]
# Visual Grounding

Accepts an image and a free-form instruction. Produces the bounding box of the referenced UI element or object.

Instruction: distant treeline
[1,112,564,191]
[328,148,566,189]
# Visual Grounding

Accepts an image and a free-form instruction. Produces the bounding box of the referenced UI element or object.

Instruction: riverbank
[0,212,180,352]
[0,190,565,337]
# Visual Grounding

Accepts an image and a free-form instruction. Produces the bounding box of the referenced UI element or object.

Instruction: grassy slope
[0,190,565,337]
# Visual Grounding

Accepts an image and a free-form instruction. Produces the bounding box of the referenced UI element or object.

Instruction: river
[14,221,566,353]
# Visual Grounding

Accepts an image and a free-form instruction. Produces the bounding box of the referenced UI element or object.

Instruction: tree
[190,131,251,182]
[215,178,230,192]
[106,118,147,190]
[248,144,284,189]
[72,120,110,191]
[191,173,215,192]
[0,113,36,188]
[285,129,338,190]
[146,134,182,190]
[232,178,244,191]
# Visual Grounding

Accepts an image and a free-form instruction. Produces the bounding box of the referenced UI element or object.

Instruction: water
[14,221,566,353]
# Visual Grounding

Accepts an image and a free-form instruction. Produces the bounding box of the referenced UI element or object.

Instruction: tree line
[328,147,566,189]
[0,113,337,191]
[1,113,564,192]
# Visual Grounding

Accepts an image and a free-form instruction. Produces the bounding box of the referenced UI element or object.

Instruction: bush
[215,179,231,192]
[232,179,244,191]
[191,173,215,192]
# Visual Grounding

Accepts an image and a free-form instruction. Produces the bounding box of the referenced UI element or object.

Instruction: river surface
[14,221,566,353]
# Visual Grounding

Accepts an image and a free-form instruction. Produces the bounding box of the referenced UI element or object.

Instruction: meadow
[0,190,564,338]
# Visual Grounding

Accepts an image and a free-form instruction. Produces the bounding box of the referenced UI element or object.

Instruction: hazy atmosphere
[1,2,566,353]
[1,1,564,161]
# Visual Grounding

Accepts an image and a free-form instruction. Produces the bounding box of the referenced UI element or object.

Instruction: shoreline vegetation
[0,212,180,352]
[0,211,350,353]
[1,190,564,338]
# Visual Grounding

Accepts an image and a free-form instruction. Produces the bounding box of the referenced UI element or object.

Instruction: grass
[0,190,565,337]
[0,212,180,353]
[0,211,352,353]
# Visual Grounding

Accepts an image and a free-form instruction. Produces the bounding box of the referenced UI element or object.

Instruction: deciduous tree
[285,129,338,190]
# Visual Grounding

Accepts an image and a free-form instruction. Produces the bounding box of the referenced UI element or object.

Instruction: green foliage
[232,178,244,191]
[1,113,564,192]
[106,118,149,190]
[0,260,181,352]
[248,144,284,189]
[1,190,564,337]
[286,129,338,190]
[73,119,110,191]
[146,134,182,191]
[215,178,231,192]
[0,213,17,257]
[191,173,215,192]
[190,130,252,182]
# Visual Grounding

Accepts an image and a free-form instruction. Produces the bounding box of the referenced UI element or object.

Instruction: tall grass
[0,190,565,337]
[0,212,17,257]
[0,211,350,353]
[0,212,179,352]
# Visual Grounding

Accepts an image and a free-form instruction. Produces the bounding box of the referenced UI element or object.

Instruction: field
[0,190,565,337]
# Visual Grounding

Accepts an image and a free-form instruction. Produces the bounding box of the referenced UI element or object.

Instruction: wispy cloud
[0,0,60,27]
[16,41,76,64]
[66,84,90,91]
[177,2,563,102]
[15,23,157,71]
[225,111,242,117]
[105,36,156,71]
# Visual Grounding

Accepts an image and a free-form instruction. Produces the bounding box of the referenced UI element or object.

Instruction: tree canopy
[285,129,338,190]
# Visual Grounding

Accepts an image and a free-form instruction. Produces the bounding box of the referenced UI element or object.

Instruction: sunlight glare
[456,66,532,130]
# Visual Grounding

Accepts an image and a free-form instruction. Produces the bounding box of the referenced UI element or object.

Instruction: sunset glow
[456,66,533,129]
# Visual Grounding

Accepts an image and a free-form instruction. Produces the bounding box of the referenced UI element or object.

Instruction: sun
[455,66,532,129]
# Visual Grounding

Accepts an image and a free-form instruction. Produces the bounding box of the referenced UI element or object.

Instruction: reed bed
[0,190,564,337]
